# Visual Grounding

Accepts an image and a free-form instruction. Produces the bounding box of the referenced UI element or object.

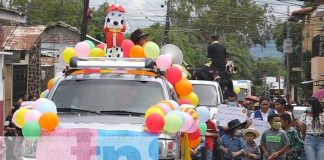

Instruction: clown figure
[104,4,126,58]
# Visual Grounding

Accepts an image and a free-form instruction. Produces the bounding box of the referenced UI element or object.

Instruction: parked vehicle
[22,58,180,160]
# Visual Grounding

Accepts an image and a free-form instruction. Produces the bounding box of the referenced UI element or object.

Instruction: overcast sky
[90,0,303,31]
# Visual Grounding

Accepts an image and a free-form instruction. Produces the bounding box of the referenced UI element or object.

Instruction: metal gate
[12,65,28,103]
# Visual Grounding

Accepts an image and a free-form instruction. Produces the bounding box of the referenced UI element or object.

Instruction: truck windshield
[51,79,165,113]
[192,84,218,107]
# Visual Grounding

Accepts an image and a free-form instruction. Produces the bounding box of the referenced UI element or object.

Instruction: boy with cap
[242,128,261,160]
[260,114,289,160]
[221,119,247,160]
[130,29,150,46]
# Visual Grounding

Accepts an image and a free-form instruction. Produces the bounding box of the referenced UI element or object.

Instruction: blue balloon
[167,100,180,110]
[196,106,210,123]
[34,98,57,114]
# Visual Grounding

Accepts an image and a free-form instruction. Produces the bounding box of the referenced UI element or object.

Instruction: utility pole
[162,0,171,45]
[81,0,90,41]
[284,6,291,103]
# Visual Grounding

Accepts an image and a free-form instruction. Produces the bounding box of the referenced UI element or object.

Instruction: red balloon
[96,43,106,50]
[146,113,165,133]
[178,98,192,105]
[188,128,201,140]
[122,39,134,58]
[166,67,182,85]
[84,69,100,74]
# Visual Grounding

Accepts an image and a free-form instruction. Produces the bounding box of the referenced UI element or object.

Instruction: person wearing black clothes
[207,35,233,93]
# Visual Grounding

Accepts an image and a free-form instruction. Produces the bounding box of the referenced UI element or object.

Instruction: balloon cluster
[145,100,210,148]
[62,40,106,65]
[12,98,59,140]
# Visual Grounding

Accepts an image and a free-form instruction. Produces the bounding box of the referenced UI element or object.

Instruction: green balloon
[199,123,207,135]
[85,40,95,49]
[163,113,183,133]
[22,121,41,140]
[144,41,160,59]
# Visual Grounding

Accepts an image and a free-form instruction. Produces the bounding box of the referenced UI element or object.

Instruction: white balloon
[160,44,183,65]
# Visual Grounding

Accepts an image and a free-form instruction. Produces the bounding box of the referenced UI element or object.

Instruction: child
[261,114,289,160]
[242,128,261,160]
[190,136,206,160]
[280,113,303,160]
[221,119,247,160]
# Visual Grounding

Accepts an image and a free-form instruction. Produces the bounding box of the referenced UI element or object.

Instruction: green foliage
[87,2,108,42]
[11,0,83,27]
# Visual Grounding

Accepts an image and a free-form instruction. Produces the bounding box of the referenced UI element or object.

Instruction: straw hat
[243,128,260,139]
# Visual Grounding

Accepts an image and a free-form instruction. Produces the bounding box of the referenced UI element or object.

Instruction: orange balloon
[175,78,192,96]
[129,45,145,58]
[39,112,59,131]
[47,78,55,90]
[189,136,201,148]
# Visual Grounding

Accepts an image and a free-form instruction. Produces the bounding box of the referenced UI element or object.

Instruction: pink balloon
[180,112,195,132]
[156,55,172,70]
[122,39,134,58]
[156,103,172,114]
[75,42,90,57]
[24,110,42,123]
[187,121,199,133]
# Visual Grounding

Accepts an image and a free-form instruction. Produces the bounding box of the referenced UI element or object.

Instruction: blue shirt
[221,134,246,160]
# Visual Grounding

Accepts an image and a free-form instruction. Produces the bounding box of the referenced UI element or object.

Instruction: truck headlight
[159,139,177,159]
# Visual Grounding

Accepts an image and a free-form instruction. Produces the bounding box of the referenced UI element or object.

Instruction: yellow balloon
[89,48,106,57]
[145,107,165,119]
[180,92,199,107]
[14,108,30,128]
[62,47,77,64]
[234,87,241,94]
[40,91,46,98]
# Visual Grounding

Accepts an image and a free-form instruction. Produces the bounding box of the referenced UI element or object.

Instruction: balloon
[196,106,210,123]
[146,113,165,134]
[62,47,76,64]
[75,42,91,57]
[39,112,59,131]
[199,123,207,135]
[47,78,55,90]
[187,121,199,133]
[156,103,172,114]
[34,98,57,114]
[178,98,192,105]
[24,110,42,124]
[89,48,106,57]
[166,67,182,85]
[181,107,198,123]
[129,45,145,58]
[160,44,183,65]
[121,39,134,58]
[96,43,106,50]
[144,41,160,59]
[160,100,176,110]
[164,112,183,133]
[167,100,180,110]
[13,108,30,128]
[169,110,185,123]
[188,128,201,140]
[145,106,165,119]
[234,87,241,94]
[180,92,199,107]
[40,90,49,98]
[85,40,95,49]
[22,121,41,140]
[175,78,192,96]
[156,55,172,70]
[180,112,195,132]
[188,136,201,148]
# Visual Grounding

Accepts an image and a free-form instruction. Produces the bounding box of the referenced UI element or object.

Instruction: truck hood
[58,113,145,131]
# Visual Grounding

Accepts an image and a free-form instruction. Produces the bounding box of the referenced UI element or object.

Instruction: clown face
[104,10,125,30]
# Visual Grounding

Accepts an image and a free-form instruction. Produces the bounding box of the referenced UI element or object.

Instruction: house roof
[288,7,315,22]
[2,25,46,51]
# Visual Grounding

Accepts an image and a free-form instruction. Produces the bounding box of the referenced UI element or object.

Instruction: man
[207,35,227,78]
[130,29,150,46]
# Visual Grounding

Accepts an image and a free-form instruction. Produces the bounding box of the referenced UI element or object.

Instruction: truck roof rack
[69,57,155,70]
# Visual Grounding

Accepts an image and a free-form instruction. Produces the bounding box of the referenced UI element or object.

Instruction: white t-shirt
[300,112,324,135]
[250,109,271,122]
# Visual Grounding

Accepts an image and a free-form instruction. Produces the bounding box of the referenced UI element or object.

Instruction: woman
[250,97,275,122]
[274,98,293,119]
[300,97,324,160]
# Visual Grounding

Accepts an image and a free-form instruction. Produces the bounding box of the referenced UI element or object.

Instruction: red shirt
[205,120,217,150]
